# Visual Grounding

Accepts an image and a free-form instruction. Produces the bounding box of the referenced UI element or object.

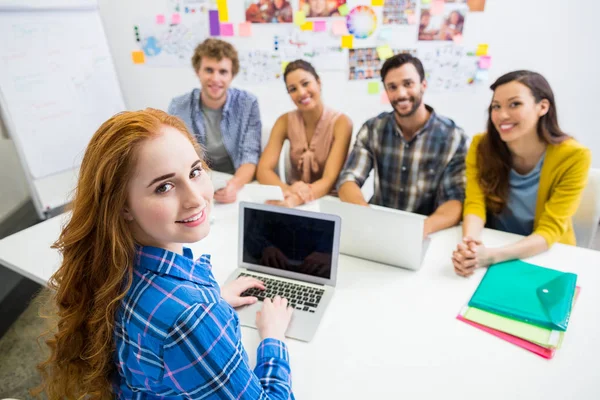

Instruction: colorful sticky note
[431,0,444,15]
[468,0,486,12]
[380,91,390,104]
[156,14,165,24]
[300,21,314,31]
[453,33,463,44]
[209,10,220,36]
[217,0,229,22]
[376,45,394,61]
[171,13,181,24]
[421,0,432,3]
[478,55,492,69]
[338,4,350,16]
[294,11,306,26]
[332,19,348,35]
[372,0,385,5]
[131,50,145,64]
[407,14,416,24]
[476,43,489,56]
[220,23,234,36]
[281,61,289,73]
[475,69,489,82]
[239,22,252,37]
[341,35,353,49]
[368,81,380,95]
[314,20,327,32]
[378,27,392,40]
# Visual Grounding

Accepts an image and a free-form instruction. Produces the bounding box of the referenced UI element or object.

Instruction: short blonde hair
[191,38,239,76]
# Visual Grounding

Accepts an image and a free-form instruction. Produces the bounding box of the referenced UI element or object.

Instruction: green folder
[468,260,577,331]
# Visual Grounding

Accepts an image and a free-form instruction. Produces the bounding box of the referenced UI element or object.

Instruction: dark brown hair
[191,38,239,76]
[283,59,320,84]
[477,70,570,214]
[380,53,425,83]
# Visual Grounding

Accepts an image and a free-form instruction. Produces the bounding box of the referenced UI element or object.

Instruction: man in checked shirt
[338,53,468,237]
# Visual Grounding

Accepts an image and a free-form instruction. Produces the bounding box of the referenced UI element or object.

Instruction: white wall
[95,0,600,168]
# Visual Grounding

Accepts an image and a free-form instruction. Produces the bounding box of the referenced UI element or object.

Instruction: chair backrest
[278,139,293,184]
[573,168,600,248]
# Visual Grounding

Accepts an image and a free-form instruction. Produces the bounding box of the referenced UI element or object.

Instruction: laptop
[319,198,430,270]
[225,202,341,342]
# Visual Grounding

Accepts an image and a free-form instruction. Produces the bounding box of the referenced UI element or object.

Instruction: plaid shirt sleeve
[336,122,374,190]
[436,128,468,206]
[161,301,293,400]
[238,97,262,166]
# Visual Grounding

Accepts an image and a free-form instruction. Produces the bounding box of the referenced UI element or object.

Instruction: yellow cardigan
[464,133,591,246]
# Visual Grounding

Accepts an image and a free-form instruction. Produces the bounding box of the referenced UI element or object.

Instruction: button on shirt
[337,106,468,215]
[113,246,294,399]
[168,88,262,169]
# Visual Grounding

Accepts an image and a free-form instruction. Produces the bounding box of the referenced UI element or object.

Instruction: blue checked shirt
[168,88,262,168]
[113,246,294,399]
[337,106,468,215]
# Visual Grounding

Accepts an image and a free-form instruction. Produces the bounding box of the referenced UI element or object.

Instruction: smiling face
[309,0,327,15]
[383,62,427,118]
[124,125,214,253]
[490,81,549,144]
[285,68,322,111]
[196,56,233,105]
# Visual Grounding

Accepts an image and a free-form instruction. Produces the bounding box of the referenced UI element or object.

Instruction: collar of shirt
[192,87,232,117]
[134,245,215,288]
[391,104,437,143]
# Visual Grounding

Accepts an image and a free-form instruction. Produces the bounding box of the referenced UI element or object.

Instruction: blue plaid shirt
[337,106,467,216]
[168,88,262,168]
[113,246,294,399]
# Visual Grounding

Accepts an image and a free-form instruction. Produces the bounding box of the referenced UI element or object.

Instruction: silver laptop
[225,202,341,342]
[319,198,430,270]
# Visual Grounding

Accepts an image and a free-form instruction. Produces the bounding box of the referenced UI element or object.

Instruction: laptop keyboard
[238,272,324,313]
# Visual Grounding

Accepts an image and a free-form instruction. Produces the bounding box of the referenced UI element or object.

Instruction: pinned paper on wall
[239,22,252,37]
[476,43,489,56]
[380,91,390,104]
[209,10,220,36]
[383,0,417,25]
[372,0,385,6]
[422,0,432,3]
[378,26,392,40]
[332,19,348,35]
[418,44,480,92]
[156,14,165,24]
[341,35,353,49]
[301,21,314,31]
[314,21,327,32]
[294,11,306,26]
[368,81,380,94]
[338,4,350,16]
[238,50,282,83]
[171,13,181,24]
[430,0,445,15]
[478,55,491,69]
[220,23,234,36]
[132,50,145,64]
[376,45,394,60]
[217,0,228,22]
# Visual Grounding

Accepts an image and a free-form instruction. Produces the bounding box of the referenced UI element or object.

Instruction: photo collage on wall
[348,47,417,81]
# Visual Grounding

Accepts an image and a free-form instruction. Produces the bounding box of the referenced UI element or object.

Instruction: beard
[392,91,423,118]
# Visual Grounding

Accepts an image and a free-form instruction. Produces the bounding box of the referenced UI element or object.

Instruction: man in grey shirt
[169,39,262,203]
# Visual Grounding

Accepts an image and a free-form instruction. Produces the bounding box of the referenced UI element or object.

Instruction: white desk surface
[1,199,599,399]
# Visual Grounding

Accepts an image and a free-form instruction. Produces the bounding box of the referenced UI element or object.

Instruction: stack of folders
[457,259,579,359]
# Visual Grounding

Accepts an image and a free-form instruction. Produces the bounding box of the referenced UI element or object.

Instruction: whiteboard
[0,6,125,218]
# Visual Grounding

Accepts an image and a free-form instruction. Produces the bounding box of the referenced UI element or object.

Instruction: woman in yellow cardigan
[453,70,591,277]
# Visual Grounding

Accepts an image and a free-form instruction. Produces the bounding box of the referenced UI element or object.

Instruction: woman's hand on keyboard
[221,276,265,308]
[256,295,294,342]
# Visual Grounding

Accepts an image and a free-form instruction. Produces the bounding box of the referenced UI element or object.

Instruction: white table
[1,200,599,399]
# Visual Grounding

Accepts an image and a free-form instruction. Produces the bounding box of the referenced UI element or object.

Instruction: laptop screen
[242,207,336,279]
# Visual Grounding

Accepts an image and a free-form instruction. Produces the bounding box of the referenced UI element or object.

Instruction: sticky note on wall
[156,14,165,24]
[301,21,314,31]
[294,11,306,26]
[368,81,380,94]
[209,10,220,36]
[376,45,394,60]
[338,4,350,16]
[332,19,348,35]
[217,0,228,22]
[372,0,385,5]
[431,0,444,15]
[239,22,252,37]
[171,13,181,24]
[478,55,492,69]
[131,50,145,64]
[314,20,327,32]
[380,91,390,104]
[341,35,353,49]
[476,43,489,56]
[220,23,234,36]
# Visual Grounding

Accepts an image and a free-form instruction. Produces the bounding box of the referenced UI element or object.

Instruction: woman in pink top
[257,60,353,207]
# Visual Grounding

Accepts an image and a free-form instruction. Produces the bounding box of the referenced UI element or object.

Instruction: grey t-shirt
[201,105,235,174]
